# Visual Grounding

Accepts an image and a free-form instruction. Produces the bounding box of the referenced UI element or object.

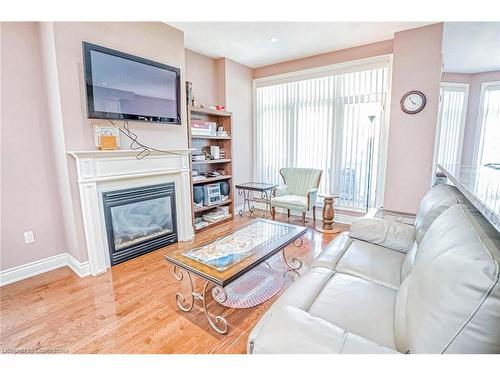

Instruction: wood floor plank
[0,212,348,354]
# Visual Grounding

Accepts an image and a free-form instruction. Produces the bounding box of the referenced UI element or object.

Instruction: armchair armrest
[273,185,288,197]
[349,218,415,253]
[307,188,318,209]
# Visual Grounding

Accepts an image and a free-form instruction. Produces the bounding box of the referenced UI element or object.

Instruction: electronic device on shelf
[203,183,222,206]
[193,186,204,209]
[83,42,181,125]
[204,171,221,178]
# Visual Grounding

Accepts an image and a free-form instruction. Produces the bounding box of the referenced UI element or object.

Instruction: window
[254,59,390,211]
[434,83,468,169]
[476,82,500,166]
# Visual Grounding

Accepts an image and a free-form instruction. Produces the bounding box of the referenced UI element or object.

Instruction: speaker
[220,181,230,197]
[193,186,204,206]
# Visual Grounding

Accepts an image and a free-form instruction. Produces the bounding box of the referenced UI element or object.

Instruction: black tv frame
[83,42,181,125]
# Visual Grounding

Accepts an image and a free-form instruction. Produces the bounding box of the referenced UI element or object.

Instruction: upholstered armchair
[271,168,323,223]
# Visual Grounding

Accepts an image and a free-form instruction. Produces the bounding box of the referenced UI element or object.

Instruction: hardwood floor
[0,212,348,354]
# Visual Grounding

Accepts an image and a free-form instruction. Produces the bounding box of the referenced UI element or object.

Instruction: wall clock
[401,90,426,114]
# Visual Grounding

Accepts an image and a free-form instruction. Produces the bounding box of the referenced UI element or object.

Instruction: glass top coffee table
[165,219,306,334]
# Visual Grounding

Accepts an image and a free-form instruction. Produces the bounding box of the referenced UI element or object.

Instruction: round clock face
[401,91,426,114]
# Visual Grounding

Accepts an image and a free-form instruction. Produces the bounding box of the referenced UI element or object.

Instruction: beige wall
[442,70,500,165]
[253,39,393,78]
[1,23,67,270]
[185,49,221,107]
[223,59,254,206]
[384,23,444,213]
[1,22,187,269]
[52,22,187,152]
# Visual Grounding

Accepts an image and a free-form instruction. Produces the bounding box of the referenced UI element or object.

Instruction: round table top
[319,192,340,199]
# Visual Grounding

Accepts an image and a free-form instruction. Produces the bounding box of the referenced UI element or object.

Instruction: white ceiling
[442,22,500,73]
[168,22,433,68]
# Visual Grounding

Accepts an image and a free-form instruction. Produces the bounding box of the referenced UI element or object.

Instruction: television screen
[83,42,181,124]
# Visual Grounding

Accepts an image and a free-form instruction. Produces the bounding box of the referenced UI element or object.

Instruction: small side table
[316,193,341,234]
[235,182,277,217]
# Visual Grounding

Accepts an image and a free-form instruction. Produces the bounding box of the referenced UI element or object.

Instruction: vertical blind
[435,84,468,167]
[478,84,500,165]
[255,64,389,210]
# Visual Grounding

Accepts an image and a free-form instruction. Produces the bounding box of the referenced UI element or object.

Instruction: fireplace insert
[102,183,178,265]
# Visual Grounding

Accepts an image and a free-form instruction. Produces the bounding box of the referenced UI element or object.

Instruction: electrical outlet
[24,231,35,244]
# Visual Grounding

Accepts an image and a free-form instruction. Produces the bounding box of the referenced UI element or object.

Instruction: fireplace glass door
[103,183,177,265]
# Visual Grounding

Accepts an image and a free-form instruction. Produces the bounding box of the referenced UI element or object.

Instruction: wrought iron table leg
[247,189,255,215]
[282,237,304,277]
[173,266,195,312]
[238,189,245,216]
[261,190,271,218]
[173,266,229,335]
[200,282,228,334]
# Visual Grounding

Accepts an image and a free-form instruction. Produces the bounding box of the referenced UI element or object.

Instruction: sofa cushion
[313,233,405,290]
[271,194,308,210]
[349,218,415,252]
[247,267,335,351]
[414,184,465,244]
[336,239,406,290]
[308,273,398,349]
[251,306,397,354]
[400,204,500,353]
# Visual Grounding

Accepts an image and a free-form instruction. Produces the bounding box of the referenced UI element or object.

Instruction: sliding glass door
[254,60,390,211]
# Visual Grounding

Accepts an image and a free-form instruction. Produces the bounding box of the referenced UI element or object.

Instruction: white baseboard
[66,253,91,278]
[0,253,90,287]
[241,201,357,225]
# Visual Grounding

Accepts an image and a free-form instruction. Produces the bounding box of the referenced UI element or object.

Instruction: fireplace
[102,183,178,265]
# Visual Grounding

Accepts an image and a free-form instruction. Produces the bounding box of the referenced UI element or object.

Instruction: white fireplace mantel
[68,149,195,276]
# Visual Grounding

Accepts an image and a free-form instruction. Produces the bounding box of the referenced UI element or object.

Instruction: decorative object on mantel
[93,124,120,150]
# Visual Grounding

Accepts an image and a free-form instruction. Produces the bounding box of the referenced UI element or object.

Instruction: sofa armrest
[273,185,288,197]
[307,188,318,209]
[349,218,415,253]
[248,305,398,354]
[313,232,352,269]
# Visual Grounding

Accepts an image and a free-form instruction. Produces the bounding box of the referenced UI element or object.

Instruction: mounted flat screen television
[83,42,181,124]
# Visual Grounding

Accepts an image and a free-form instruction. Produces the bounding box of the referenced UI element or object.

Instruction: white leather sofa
[248,184,500,354]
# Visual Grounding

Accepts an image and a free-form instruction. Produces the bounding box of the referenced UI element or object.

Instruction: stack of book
[219,148,226,159]
[191,120,217,136]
